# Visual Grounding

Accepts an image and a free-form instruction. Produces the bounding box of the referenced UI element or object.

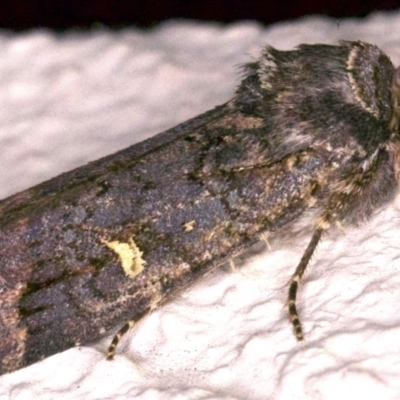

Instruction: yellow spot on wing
[183,220,196,232]
[102,237,146,278]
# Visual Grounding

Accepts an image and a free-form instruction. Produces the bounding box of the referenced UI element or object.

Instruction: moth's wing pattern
[0,93,339,373]
[0,101,242,374]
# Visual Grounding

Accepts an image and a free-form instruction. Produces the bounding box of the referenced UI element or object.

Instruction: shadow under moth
[1,40,400,375]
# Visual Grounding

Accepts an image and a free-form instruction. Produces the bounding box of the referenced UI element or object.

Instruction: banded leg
[288,227,323,340]
[107,308,149,360]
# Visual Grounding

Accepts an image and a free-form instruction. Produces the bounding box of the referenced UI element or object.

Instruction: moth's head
[389,67,400,133]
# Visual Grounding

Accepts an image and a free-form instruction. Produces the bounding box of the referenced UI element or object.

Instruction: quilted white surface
[1,11,400,400]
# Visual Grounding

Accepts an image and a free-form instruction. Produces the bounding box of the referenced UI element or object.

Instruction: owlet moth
[0,40,399,375]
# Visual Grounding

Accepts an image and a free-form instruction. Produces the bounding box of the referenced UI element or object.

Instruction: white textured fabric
[1,11,400,400]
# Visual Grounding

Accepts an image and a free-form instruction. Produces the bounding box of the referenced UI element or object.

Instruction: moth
[0,41,399,375]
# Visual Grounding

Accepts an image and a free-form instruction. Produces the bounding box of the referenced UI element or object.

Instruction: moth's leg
[107,308,149,360]
[288,227,324,340]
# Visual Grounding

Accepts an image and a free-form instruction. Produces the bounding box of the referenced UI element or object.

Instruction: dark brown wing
[0,98,338,374]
